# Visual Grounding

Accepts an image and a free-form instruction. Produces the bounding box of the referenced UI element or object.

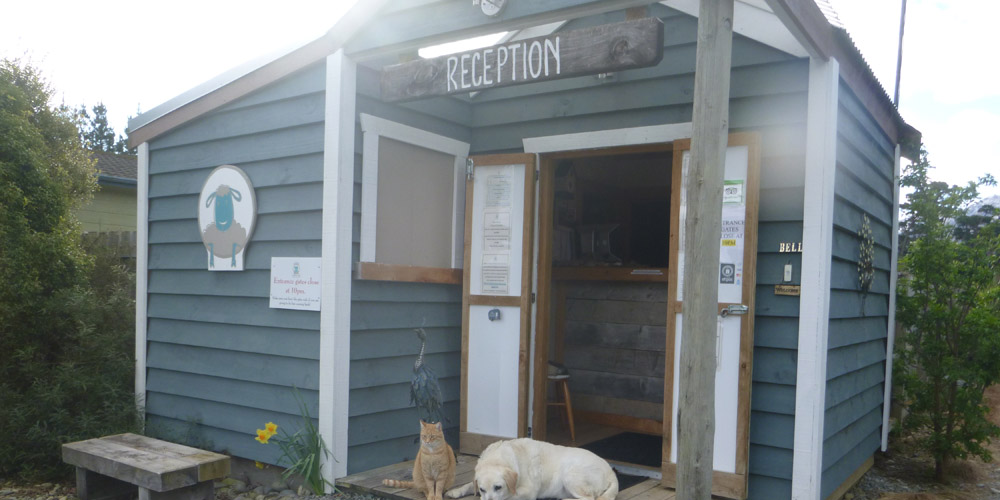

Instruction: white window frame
[359,114,470,268]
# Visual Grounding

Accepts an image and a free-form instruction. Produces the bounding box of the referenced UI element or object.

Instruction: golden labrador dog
[446,438,618,500]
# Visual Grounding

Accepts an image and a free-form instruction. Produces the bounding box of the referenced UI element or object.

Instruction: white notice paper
[481,253,510,294]
[270,257,322,311]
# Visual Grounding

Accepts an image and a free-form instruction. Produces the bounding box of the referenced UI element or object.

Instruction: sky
[1,0,996,197]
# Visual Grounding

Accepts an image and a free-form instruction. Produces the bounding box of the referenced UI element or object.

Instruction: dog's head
[474,464,518,500]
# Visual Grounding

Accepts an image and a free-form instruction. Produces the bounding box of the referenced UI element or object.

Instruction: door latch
[720,304,749,317]
[488,308,501,321]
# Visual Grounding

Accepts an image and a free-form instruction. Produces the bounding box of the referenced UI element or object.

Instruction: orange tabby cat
[383,420,456,500]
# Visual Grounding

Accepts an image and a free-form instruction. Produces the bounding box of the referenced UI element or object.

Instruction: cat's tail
[382,479,417,489]
[446,481,476,498]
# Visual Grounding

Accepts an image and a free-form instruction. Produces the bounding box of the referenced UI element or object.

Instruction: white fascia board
[882,144,901,451]
[320,49,356,481]
[660,0,809,58]
[791,56,839,500]
[135,142,149,413]
[523,122,692,153]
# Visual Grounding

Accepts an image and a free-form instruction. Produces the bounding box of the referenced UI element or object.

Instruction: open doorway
[534,144,674,475]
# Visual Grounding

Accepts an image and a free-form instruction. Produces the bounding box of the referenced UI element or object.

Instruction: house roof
[92,150,138,186]
[127,0,919,156]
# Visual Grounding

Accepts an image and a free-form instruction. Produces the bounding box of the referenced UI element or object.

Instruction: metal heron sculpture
[410,328,445,424]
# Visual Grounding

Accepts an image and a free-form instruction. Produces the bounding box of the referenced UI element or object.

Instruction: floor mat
[581,432,661,468]
[614,470,648,491]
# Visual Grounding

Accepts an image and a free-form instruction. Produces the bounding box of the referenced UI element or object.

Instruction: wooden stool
[547,374,575,443]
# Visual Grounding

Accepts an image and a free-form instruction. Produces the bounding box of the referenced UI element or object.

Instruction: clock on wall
[479,0,507,17]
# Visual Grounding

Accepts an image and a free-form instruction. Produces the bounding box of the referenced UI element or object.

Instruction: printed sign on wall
[270,257,321,311]
[198,165,257,271]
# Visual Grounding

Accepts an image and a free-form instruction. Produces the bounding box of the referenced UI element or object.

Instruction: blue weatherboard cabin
[127,1,919,499]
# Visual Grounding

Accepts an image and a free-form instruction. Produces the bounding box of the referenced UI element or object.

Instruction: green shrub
[0,58,142,480]
[895,147,1000,480]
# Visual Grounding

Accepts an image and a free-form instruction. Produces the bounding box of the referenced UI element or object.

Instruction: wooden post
[677,1,734,499]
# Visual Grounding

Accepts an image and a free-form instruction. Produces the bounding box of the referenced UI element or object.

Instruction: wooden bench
[62,433,230,500]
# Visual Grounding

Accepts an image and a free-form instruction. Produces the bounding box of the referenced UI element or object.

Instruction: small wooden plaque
[775,284,801,296]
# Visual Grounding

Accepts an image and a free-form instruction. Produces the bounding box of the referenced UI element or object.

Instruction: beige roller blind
[375,137,455,268]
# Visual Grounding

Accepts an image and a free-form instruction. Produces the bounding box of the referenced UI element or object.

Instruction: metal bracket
[466,158,474,180]
[720,304,749,317]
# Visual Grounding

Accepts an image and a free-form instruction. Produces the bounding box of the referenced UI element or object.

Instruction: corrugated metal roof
[813,0,845,29]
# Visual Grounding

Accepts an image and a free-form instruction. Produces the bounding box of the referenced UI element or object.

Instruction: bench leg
[75,467,137,500]
[138,480,213,500]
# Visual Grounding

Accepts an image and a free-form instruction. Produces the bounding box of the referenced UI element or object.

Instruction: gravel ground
[0,479,385,500]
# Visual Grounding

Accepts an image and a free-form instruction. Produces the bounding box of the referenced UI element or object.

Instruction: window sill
[354,262,463,285]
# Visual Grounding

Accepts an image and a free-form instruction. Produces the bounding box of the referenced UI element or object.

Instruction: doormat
[538,470,645,500]
[581,432,661,468]
[614,470,648,491]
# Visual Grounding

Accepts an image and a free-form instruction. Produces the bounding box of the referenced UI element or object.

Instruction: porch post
[135,142,149,415]
[677,1,734,498]
[791,57,839,499]
[320,48,357,481]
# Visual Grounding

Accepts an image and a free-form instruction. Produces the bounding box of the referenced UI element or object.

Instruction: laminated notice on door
[482,253,510,294]
[484,211,511,251]
[486,175,513,208]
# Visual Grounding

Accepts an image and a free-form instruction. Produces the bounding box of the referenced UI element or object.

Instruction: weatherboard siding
[78,185,137,232]
[820,81,896,499]
[143,61,327,465]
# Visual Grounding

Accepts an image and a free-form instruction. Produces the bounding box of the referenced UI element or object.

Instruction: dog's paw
[446,483,473,498]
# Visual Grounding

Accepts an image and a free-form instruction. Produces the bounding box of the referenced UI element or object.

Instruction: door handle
[488,308,502,321]
[720,304,749,317]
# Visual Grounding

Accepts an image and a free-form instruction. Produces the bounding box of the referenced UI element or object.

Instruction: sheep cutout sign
[198,165,257,271]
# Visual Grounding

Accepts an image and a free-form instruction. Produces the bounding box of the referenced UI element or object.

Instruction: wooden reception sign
[380,17,664,102]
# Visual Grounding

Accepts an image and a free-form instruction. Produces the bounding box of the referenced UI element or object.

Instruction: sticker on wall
[723,180,744,204]
[720,263,736,284]
[198,165,257,271]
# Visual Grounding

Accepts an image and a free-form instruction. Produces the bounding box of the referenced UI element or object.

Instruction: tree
[895,146,1000,480]
[0,58,140,480]
[76,102,131,153]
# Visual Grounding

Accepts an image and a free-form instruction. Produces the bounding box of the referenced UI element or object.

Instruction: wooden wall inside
[559,281,668,423]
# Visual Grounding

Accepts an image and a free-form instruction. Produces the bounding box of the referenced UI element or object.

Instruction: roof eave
[127,0,392,149]
[764,0,920,158]
[129,0,921,157]
[98,175,139,188]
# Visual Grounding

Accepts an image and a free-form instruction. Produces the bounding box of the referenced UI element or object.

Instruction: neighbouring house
[77,150,138,233]
[127,1,919,499]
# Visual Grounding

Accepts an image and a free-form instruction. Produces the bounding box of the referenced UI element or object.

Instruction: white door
[460,153,536,455]
[662,133,760,499]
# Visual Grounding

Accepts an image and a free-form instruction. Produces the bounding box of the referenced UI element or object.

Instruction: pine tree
[77,102,131,153]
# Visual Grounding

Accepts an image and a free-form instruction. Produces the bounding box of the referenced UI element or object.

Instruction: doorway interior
[533,143,675,475]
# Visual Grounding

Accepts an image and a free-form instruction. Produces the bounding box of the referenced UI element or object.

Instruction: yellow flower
[255,429,271,444]
[255,461,265,469]
[265,422,278,436]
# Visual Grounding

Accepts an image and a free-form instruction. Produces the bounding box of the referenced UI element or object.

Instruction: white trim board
[523,122,692,153]
[660,0,809,58]
[882,144,901,451]
[791,57,839,500]
[320,49,356,481]
[358,114,471,268]
[135,142,150,414]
